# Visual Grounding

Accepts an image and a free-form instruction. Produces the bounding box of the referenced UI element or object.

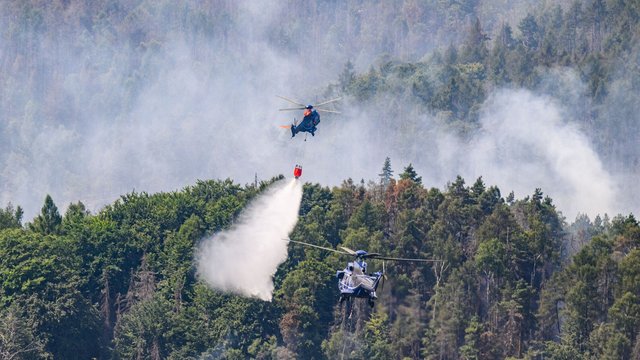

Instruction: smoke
[466,89,617,217]
[0,1,637,222]
[196,179,302,300]
[299,84,619,219]
[0,1,309,220]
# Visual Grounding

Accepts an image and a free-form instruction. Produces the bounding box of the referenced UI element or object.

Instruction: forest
[1,172,639,359]
[1,0,640,359]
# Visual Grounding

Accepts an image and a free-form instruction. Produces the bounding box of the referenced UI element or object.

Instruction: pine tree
[29,195,62,235]
[399,164,422,184]
[378,157,394,186]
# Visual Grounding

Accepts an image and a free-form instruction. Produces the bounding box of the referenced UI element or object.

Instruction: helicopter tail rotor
[380,261,388,293]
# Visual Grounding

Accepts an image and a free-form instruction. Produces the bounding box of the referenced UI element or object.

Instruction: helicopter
[285,238,439,307]
[277,95,341,137]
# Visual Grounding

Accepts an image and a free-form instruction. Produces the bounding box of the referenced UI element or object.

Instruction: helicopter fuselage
[291,110,320,137]
[336,259,382,306]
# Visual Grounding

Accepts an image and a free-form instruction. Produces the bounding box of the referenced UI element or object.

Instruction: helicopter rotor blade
[315,97,342,107]
[279,107,306,111]
[373,255,440,263]
[285,239,442,263]
[276,95,306,107]
[315,108,341,114]
[284,238,352,256]
[339,246,357,255]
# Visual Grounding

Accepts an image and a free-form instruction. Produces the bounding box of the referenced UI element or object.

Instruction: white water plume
[196,179,302,301]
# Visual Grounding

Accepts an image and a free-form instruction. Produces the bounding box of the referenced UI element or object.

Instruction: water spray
[196,179,303,300]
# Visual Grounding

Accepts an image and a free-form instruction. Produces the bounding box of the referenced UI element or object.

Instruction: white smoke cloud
[196,179,302,300]
[0,1,635,223]
[466,89,617,218]
[295,87,618,219]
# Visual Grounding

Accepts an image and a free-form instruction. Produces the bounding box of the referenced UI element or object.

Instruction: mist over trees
[2,0,639,219]
[1,0,640,359]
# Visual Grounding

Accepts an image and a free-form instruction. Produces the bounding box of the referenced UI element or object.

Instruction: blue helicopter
[285,239,438,307]
[277,95,341,137]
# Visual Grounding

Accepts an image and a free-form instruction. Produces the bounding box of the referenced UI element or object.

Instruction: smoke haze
[299,86,619,219]
[0,0,637,222]
[466,89,616,217]
[196,179,302,300]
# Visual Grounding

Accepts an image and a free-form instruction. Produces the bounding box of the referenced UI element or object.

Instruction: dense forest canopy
[1,172,638,359]
[1,0,640,359]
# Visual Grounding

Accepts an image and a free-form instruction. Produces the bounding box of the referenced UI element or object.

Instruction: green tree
[562,236,616,351]
[589,323,630,360]
[61,201,89,234]
[28,195,62,235]
[608,292,640,344]
[475,238,506,306]
[276,259,334,358]
[378,157,394,187]
[0,303,44,359]
[620,248,640,295]
[0,228,101,358]
[363,311,393,359]
[114,295,173,359]
[399,163,422,184]
[0,203,23,230]
[458,315,481,360]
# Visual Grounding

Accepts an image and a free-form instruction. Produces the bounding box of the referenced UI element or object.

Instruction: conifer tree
[29,195,62,235]
[0,203,23,230]
[400,163,422,184]
[378,157,394,186]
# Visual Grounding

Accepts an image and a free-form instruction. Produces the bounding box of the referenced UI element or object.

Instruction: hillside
[1,0,640,359]
[1,172,639,359]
